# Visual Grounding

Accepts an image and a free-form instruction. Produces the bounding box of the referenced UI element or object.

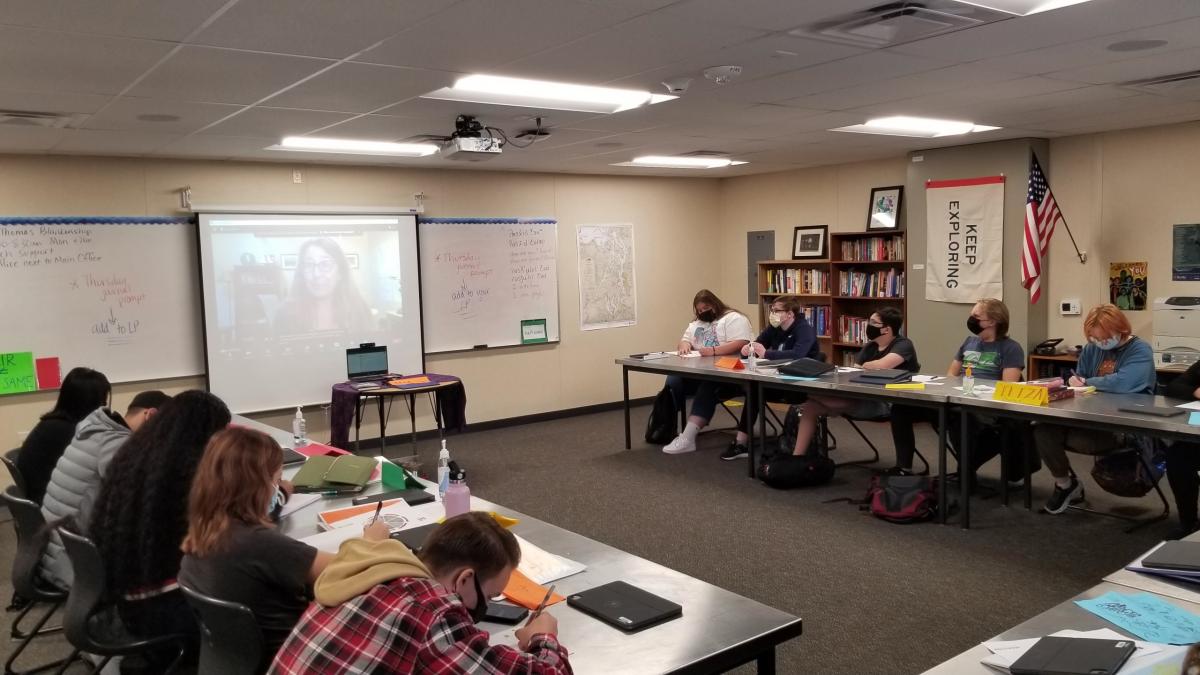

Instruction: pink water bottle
[443,462,471,519]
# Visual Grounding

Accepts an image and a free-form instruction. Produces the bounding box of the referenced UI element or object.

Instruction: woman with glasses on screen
[274,238,374,335]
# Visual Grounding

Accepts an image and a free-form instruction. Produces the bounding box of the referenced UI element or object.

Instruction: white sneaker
[662,435,697,454]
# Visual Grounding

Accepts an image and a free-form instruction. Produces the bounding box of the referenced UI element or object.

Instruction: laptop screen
[346,346,388,378]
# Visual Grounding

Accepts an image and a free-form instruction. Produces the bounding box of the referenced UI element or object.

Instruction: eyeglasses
[868,321,884,328]
[300,259,336,274]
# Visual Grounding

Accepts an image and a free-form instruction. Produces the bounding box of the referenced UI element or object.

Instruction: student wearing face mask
[888,299,1026,476]
[662,289,754,455]
[270,512,571,675]
[180,427,390,669]
[790,308,919,457]
[1037,304,1155,515]
[716,297,820,460]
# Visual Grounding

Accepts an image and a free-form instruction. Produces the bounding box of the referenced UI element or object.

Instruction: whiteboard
[0,218,204,384]
[419,219,559,353]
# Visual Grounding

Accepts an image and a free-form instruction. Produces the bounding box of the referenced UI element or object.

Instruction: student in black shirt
[179,426,389,670]
[16,367,110,504]
[720,296,820,461]
[1164,360,1200,539]
[792,308,919,456]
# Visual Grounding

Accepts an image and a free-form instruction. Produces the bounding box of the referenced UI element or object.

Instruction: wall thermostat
[1060,298,1081,315]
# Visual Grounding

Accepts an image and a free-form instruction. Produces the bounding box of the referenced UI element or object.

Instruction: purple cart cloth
[329,374,466,450]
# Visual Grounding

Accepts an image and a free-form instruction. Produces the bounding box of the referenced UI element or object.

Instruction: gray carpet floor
[1,405,1177,674]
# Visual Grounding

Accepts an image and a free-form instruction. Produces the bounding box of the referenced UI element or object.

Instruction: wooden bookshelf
[757,234,906,365]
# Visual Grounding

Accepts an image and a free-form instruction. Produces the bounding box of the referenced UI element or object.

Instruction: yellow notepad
[885,382,925,390]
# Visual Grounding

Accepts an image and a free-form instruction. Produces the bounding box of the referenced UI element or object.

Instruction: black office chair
[180,584,265,675]
[56,528,189,675]
[821,412,932,474]
[2,447,28,498]
[2,487,72,675]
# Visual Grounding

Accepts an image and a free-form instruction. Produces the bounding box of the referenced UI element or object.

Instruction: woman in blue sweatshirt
[1037,304,1155,515]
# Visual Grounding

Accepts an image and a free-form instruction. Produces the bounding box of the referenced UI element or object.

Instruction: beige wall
[1046,120,1200,342]
[0,155,719,454]
[717,157,909,319]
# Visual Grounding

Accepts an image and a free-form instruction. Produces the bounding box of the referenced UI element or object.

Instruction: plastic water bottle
[443,463,471,518]
[437,440,451,499]
[962,366,975,396]
[292,407,307,446]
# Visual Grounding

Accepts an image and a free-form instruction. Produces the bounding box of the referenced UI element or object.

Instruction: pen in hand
[527,585,556,624]
[371,500,383,525]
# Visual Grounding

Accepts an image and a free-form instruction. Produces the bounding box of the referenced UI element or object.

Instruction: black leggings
[1167,442,1200,527]
[889,405,1038,479]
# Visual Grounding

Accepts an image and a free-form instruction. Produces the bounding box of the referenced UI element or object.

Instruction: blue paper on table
[1076,591,1200,645]
[777,375,819,381]
[1188,411,1200,426]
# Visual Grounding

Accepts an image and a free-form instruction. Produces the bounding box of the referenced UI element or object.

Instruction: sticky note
[502,568,565,610]
[35,357,61,389]
[885,382,925,390]
[1189,411,1200,426]
[993,381,1050,406]
[1076,591,1200,645]
[0,352,37,395]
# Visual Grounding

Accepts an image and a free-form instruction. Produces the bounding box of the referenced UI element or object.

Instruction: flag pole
[1059,213,1087,264]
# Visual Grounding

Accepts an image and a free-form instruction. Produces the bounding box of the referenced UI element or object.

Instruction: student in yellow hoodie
[270,511,571,674]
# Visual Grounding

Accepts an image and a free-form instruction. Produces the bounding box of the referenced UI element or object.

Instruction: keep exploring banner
[925,176,1005,303]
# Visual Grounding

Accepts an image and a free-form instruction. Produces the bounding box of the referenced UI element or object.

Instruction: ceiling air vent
[679,150,730,158]
[0,110,86,128]
[798,1,1010,48]
[1121,70,1200,99]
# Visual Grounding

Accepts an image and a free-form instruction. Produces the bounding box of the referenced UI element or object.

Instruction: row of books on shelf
[764,267,831,295]
[838,268,906,298]
[838,315,871,344]
[838,235,905,262]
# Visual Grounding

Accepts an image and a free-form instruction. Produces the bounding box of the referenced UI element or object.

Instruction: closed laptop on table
[567,581,681,632]
[850,369,912,385]
[1142,541,1200,572]
[1009,636,1134,675]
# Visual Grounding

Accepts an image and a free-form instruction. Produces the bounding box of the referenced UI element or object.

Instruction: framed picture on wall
[867,185,904,231]
[792,225,828,260]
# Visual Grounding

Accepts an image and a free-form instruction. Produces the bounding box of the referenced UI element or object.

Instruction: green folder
[292,455,376,493]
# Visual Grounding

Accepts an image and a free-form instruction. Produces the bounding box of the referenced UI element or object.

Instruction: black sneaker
[1042,477,1084,514]
[720,442,749,461]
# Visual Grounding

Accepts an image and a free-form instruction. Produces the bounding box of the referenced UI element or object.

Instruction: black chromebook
[567,581,681,632]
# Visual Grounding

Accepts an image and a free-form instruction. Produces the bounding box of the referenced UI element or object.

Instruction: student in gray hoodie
[39,390,171,589]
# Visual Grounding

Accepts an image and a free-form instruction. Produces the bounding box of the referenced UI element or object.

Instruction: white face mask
[767,312,783,328]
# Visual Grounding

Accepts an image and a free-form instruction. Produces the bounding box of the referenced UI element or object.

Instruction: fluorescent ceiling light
[267,136,440,157]
[421,74,676,114]
[830,116,1001,138]
[951,0,1095,16]
[613,156,747,169]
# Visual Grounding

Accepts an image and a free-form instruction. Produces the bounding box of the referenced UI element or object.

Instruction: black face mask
[698,309,717,323]
[464,572,489,623]
[866,324,883,341]
[966,316,984,335]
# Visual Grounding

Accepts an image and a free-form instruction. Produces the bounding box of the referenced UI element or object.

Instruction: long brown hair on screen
[692,289,736,320]
[181,427,282,558]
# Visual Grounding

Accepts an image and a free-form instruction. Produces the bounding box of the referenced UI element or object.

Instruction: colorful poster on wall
[0,351,36,395]
[1109,262,1148,311]
[924,176,1005,303]
[1174,224,1200,281]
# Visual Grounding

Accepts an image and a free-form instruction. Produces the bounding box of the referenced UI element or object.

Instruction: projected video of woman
[274,238,375,334]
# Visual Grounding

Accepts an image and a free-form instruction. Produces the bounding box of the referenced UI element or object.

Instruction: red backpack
[866,474,942,523]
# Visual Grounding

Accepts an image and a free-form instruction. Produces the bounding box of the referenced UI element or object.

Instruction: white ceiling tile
[0,26,174,95]
[0,125,67,151]
[1048,46,1200,85]
[714,51,952,104]
[198,107,358,138]
[786,63,1022,111]
[309,114,445,141]
[81,97,241,134]
[500,5,767,83]
[354,0,638,72]
[153,133,275,158]
[190,0,455,59]
[263,63,457,114]
[0,89,114,114]
[126,46,334,105]
[51,128,180,154]
[0,0,230,41]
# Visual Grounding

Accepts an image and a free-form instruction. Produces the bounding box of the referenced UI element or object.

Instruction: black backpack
[757,405,835,489]
[644,385,678,445]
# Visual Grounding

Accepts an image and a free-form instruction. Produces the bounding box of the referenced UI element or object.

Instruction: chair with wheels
[56,528,189,675]
[180,583,265,675]
[2,487,71,675]
[2,448,28,498]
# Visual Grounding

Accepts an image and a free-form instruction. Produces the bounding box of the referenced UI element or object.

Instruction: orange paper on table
[317,498,405,529]
[714,356,745,370]
[389,375,431,386]
[502,569,565,610]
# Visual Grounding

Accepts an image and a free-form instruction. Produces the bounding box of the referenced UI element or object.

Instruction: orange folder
[714,356,745,370]
[501,568,565,610]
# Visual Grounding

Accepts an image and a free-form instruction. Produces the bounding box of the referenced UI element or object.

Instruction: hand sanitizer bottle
[292,407,307,446]
[963,366,975,396]
[437,440,451,499]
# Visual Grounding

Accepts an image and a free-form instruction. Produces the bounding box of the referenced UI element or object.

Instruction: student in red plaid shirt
[270,511,572,674]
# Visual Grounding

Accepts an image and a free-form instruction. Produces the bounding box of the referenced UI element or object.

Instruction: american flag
[1022,153,1063,304]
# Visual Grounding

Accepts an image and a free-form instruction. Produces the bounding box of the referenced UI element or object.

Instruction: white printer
[1153,296,1200,369]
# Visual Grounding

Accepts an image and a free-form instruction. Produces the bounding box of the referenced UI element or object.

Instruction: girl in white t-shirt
[663,290,754,454]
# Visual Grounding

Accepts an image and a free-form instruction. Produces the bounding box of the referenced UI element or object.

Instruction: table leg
[1000,425,1010,507]
[429,393,443,442]
[1023,430,1033,511]
[756,383,768,481]
[745,381,755,479]
[938,406,948,525]
[623,367,632,450]
[409,394,418,458]
[756,648,776,674]
[378,396,387,456]
[354,398,363,453]
[960,411,972,530]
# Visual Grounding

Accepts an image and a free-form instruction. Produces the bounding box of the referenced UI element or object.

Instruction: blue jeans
[666,375,739,425]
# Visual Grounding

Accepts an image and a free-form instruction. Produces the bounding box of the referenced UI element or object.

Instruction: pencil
[371,500,383,525]
[529,585,556,621]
